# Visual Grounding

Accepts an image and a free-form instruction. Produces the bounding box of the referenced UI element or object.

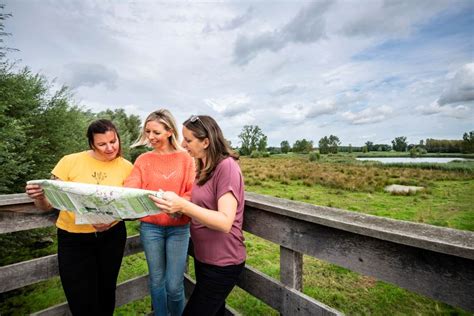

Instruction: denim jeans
[140,222,190,316]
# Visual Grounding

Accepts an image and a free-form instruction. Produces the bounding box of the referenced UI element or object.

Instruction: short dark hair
[183,115,238,185]
[86,119,122,157]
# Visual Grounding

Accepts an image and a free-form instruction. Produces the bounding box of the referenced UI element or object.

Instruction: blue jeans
[140,222,190,316]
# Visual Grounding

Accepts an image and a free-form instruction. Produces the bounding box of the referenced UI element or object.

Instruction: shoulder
[215,157,241,175]
[59,151,85,164]
[117,156,133,168]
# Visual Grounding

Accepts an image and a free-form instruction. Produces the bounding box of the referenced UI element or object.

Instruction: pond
[356,157,472,164]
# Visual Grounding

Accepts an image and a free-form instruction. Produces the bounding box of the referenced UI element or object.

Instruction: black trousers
[57,221,126,316]
[183,259,245,316]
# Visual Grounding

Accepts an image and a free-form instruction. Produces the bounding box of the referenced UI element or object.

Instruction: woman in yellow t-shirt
[25,119,133,316]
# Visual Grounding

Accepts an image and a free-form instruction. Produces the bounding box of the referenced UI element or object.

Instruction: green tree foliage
[238,125,266,155]
[280,140,291,153]
[461,131,474,153]
[318,135,340,154]
[425,138,462,153]
[0,64,144,193]
[293,138,313,154]
[257,135,267,152]
[0,65,93,193]
[365,141,374,152]
[0,4,18,61]
[391,136,408,152]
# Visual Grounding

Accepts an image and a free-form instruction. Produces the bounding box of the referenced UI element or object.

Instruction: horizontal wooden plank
[245,192,474,260]
[0,235,143,293]
[244,207,474,312]
[238,264,341,316]
[32,273,238,316]
[0,193,32,206]
[0,210,57,234]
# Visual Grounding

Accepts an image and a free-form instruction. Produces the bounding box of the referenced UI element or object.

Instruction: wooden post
[280,245,303,291]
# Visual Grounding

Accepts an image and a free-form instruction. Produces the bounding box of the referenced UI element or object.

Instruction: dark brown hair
[183,115,238,185]
[86,119,122,157]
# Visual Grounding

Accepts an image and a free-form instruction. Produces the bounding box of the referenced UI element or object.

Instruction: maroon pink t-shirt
[190,157,246,266]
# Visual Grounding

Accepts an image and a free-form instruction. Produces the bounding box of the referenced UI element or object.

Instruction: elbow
[220,223,233,234]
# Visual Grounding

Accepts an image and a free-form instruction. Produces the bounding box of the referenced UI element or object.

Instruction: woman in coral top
[124,109,195,316]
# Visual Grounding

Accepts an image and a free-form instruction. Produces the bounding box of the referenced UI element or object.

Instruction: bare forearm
[181,200,232,232]
[33,198,53,211]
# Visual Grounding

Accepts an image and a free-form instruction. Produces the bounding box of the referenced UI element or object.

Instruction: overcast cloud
[3,0,473,147]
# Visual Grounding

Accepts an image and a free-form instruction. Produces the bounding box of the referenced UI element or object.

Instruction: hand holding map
[27,180,163,224]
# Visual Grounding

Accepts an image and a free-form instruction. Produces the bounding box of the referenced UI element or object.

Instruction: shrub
[309,152,321,162]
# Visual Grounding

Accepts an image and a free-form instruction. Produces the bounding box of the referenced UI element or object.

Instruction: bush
[309,152,320,162]
[250,150,270,158]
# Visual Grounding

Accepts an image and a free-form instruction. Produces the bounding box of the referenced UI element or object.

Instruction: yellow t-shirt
[52,151,133,233]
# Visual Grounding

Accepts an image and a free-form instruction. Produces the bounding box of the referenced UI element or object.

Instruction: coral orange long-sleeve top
[124,150,195,226]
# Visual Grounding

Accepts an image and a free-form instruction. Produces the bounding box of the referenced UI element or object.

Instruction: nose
[106,144,113,151]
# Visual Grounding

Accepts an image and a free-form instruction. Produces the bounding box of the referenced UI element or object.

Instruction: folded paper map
[27,180,163,224]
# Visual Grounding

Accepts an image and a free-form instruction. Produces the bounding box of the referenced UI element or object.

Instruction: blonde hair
[131,109,182,150]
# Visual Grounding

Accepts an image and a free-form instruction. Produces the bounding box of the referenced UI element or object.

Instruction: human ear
[203,138,210,149]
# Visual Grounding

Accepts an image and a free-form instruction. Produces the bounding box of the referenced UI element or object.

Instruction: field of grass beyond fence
[1,153,473,315]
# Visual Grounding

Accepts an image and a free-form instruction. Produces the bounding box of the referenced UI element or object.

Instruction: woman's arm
[25,184,53,212]
[149,191,237,233]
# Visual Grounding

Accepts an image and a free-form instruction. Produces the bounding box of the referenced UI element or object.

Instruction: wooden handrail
[1,192,473,314]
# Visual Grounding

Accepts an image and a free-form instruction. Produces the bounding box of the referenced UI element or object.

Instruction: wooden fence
[0,192,473,315]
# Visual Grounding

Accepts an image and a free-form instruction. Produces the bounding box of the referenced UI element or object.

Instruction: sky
[3,0,474,147]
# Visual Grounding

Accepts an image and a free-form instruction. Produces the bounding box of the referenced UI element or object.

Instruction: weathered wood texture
[244,192,474,312]
[238,265,341,316]
[0,235,142,293]
[280,246,303,291]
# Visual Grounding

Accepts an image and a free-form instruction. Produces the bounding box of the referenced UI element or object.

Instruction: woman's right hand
[25,184,46,200]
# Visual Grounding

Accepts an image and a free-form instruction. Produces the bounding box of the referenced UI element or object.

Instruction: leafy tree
[0,4,18,61]
[0,65,92,193]
[257,135,267,152]
[391,136,408,152]
[461,131,474,153]
[238,125,266,155]
[425,138,462,153]
[280,140,291,153]
[318,135,340,154]
[365,141,374,152]
[293,138,313,153]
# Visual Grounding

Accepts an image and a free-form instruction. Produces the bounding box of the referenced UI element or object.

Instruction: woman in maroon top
[150,115,246,316]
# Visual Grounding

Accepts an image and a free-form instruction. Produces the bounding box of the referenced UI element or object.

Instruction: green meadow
[1,154,473,315]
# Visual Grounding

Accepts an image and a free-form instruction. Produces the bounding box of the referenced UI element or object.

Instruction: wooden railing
[1,192,473,315]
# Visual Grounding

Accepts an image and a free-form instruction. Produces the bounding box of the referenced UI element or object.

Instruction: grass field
[1,153,473,315]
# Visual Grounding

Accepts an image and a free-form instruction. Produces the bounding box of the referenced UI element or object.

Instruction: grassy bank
[1,154,473,315]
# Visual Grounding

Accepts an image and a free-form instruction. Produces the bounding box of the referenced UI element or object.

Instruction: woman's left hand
[93,223,113,232]
[149,191,185,214]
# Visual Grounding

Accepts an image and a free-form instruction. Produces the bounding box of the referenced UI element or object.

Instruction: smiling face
[182,126,208,160]
[92,130,120,161]
[145,120,173,152]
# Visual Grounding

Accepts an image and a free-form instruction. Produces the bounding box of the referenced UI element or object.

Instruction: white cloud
[416,101,472,119]
[438,63,474,105]
[342,105,393,125]
[233,1,332,65]
[3,0,473,147]
[204,94,251,117]
[62,62,118,90]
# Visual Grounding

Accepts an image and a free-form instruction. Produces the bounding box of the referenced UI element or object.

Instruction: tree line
[237,125,474,156]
